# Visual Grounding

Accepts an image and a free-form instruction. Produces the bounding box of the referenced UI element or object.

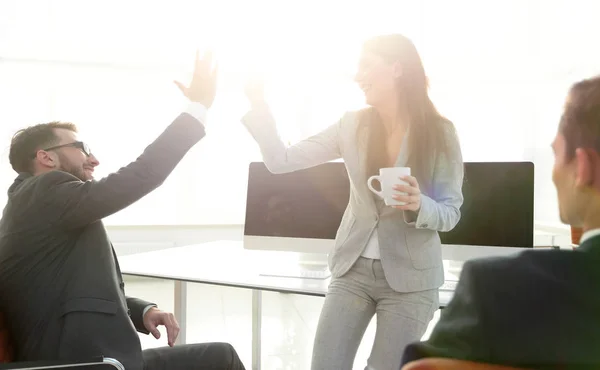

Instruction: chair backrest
[0,311,14,363]
[402,358,530,370]
[0,356,124,370]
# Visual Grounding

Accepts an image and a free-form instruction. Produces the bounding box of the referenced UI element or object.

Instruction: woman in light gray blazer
[242,34,464,370]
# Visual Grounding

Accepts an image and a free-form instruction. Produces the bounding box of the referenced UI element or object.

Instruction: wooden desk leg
[252,289,262,370]
[174,281,188,345]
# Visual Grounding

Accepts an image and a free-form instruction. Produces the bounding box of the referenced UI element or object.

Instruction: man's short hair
[560,75,600,160]
[9,121,78,173]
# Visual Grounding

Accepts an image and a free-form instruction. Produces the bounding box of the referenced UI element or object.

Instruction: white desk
[118,227,564,369]
[118,240,457,370]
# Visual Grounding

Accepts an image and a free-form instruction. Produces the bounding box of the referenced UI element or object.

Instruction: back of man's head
[9,122,77,174]
[560,76,600,161]
[554,76,600,228]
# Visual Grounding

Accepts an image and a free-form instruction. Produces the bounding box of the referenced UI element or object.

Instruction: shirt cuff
[184,102,208,127]
[142,304,157,318]
[406,194,435,229]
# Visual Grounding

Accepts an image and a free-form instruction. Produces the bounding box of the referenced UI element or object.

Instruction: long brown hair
[356,34,453,195]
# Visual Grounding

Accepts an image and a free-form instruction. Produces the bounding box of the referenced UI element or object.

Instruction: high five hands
[175,50,268,110]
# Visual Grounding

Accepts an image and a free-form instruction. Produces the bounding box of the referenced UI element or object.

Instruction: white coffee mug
[367,167,411,206]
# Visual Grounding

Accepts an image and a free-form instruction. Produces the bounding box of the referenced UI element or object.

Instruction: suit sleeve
[241,104,343,174]
[126,296,156,334]
[37,113,206,230]
[401,260,490,368]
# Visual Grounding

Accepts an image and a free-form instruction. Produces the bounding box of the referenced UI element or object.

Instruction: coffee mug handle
[367,175,383,198]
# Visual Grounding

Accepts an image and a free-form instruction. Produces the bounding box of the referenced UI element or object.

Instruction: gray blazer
[242,106,464,292]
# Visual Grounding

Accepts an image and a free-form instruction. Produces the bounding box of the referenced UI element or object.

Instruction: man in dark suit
[401,76,600,369]
[0,52,245,370]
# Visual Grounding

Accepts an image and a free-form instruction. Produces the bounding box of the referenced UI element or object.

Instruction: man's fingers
[150,328,161,340]
[195,49,201,66]
[165,314,180,346]
[185,49,218,107]
[203,50,214,71]
[211,62,219,81]
[170,314,180,328]
[195,49,206,73]
[195,49,214,75]
[174,80,187,95]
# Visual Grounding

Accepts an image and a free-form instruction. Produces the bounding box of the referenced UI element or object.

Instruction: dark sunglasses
[33,141,92,158]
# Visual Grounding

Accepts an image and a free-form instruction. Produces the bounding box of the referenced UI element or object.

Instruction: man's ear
[574,148,594,188]
[585,149,600,188]
[393,61,403,79]
[35,150,57,168]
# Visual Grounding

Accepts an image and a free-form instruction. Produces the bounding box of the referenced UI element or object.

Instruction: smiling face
[9,121,100,181]
[34,128,99,181]
[53,129,99,181]
[354,51,401,108]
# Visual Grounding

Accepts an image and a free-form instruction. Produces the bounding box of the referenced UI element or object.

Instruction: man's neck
[582,196,600,233]
[583,222,600,234]
[32,167,53,177]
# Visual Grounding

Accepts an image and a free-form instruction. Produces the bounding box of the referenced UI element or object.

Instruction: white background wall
[2,0,600,233]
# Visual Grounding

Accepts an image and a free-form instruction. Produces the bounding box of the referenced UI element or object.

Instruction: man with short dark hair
[9,121,80,175]
[0,52,245,370]
[401,76,600,369]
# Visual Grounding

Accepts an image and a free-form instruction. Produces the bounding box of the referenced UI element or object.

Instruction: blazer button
[127,309,131,316]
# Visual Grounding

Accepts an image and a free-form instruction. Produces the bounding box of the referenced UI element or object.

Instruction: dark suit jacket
[0,113,205,370]
[401,235,600,370]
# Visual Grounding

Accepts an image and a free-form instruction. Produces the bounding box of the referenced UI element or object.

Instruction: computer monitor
[439,161,535,261]
[244,161,350,255]
[243,161,535,276]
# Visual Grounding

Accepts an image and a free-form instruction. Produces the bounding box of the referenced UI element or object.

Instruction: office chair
[0,357,125,370]
[0,310,124,370]
[0,311,14,363]
[402,358,529,370]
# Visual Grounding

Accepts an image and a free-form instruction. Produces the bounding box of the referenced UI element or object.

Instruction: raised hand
[174,50,218,108]
[244,74,266,108]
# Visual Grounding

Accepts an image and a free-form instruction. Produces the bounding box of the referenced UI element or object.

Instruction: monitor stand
[258,253,331,280]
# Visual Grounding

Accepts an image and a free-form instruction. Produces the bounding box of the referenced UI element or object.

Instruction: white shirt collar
[580,228,600,244]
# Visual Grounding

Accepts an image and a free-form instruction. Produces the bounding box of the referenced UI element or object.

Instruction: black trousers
[142,343,245,370]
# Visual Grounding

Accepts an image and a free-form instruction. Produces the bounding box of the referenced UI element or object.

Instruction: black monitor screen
[439,162,534,248]
[244,161,534,248]
[244,162,350,239]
